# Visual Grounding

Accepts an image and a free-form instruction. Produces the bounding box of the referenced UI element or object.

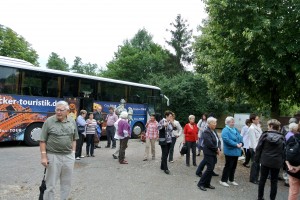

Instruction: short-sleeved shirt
[40,115,79,154]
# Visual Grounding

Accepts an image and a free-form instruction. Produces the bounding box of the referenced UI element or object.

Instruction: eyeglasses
[55,109,67,112]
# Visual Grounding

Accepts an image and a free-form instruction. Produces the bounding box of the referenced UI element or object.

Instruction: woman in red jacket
[183,115,199,166]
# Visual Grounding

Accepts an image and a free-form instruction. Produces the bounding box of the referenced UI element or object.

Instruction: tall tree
[71,56,98,75]
[166,14,193,70]
[0,25,39,65]
[104,28,177,82]
[46,52,69,71]
[71,56,84,73]
[194,0,300,117]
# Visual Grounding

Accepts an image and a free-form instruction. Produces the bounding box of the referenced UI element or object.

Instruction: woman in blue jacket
[219,116,243,187]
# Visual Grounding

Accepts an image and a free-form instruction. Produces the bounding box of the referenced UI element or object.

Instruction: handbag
[94,133,100,143]
[78,126,85,133]
[179,142,187,155]
[158,127,167,146]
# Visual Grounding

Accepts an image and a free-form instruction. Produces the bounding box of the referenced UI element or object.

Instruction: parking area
[0,137,289,200]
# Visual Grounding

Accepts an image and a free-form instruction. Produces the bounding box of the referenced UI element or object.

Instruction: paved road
[0,138,289,200]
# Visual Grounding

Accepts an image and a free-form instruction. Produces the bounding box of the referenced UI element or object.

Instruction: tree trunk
[270,86,280,118]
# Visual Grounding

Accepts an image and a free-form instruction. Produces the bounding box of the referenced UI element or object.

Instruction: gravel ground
[0,137,289,200]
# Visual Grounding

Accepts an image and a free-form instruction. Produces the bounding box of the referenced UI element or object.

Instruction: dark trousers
[75,133,84,157]
[196,158,207,175]
[186,141,196,165]
[168,137,177,162]
[160,143,171,171]
[243,148,251,165]
[250,148,260,182]
[119,138,129,162]
[258,165,280,200]
[198,154,217,187]
[106,126,116,147]
[221,155,238,182]
[86,134,94,156]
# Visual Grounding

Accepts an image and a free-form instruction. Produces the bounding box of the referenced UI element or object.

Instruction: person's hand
[41,157,48,168]
[237,143,242,148]
[217,148,221,156]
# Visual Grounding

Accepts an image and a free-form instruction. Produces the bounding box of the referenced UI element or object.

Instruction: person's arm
[177,121,183,137]
[183,124,188,143]
[254,134,266,163]
[77,116,87,126]
[40,141,48,167]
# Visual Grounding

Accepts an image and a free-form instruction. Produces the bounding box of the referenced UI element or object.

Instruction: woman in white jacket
[248,113,263,184]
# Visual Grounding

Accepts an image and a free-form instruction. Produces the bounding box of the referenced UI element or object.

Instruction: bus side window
[22,86,31,95]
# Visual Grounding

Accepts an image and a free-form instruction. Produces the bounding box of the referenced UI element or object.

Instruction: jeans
[186,141,196,165]
[160,143,171,171]
[106,126,116,147]
[198,154,217,187]
[221,155,238,182]
[86,134,94,156]
[258,165,280,200]
[75,132,84,157]
[250,148,260,182]
[168,137,177,162]
[119,138,129,162]
[243,148,251,165]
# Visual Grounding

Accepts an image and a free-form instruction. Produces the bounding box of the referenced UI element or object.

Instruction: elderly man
[40,101,78,200]
[93,105,104,148]
[105,106,118,148]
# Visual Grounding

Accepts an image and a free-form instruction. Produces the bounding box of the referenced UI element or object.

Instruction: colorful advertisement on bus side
[0,94,60,142]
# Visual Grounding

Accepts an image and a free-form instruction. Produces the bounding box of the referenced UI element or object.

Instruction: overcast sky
[1,0,207,69]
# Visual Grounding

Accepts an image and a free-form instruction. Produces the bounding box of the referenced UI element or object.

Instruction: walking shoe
[205,185,215,189]
[143,158,148,161]
[219,181,230,187]
[169,160,174,163]
[243,163,250,168]
[164,170,170,174]
[76,157,80,160]
[86,155,90,157]
[212,172,219,176]
[198,185,207,191]
[91,155,95,157]
[105,146,110,148]
[228,181,238,186]
[111,146,116,149]
[112,154,118,159]
[196,172,202,177]
[120,160,128,164]
[80,155,85,158]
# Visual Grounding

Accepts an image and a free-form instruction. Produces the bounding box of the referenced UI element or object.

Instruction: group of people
[39,100,300,200]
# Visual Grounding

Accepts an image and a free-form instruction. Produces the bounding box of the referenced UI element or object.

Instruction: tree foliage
[103,28,178,82]
[166,14,193,70]
[194,0,300,117]
[71,56,98,75]
[142,72,226,123]
[0,25,39,65]
[46,52,69,71]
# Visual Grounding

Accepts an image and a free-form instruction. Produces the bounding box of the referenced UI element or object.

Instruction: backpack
[286,136,300,166]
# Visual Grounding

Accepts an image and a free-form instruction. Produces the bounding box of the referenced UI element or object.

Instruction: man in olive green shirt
[40,101,79,200]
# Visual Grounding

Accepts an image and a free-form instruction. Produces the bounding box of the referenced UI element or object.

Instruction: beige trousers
[44,153,75,200]
[144,138,156,159]
[288,175,300,200]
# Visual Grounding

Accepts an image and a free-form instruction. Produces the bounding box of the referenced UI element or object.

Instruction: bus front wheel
[131,123,144,139]
[24,123,43,146]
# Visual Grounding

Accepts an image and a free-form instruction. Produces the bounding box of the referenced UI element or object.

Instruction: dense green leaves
[71,56,98,75]
[0,25,39,66]
[194,0,300,117]
[46,52,69,71]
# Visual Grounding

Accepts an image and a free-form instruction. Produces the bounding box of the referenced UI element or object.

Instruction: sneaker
[238,156,245,161]
[219,181,230,187]
[76,157,80,160]
[112,154,118,159]
[143,158,148,161]
[228,181,238,186]
[80,155,85,158]
[169,160,174,163]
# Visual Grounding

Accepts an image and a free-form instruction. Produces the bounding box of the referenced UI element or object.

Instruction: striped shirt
[146,120,158,139]
[86,119,97,134]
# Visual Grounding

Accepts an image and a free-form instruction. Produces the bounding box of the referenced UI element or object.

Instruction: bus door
[79,98,94,114]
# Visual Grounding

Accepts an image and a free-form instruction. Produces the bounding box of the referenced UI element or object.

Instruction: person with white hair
[286,122,298,141]
[183,115,199,167]
[118,111,131,164]
[197,117,221,191]
[40,101,79,200]
[219,116,243,187]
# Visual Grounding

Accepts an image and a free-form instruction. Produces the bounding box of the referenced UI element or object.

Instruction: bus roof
[0,56,161,90]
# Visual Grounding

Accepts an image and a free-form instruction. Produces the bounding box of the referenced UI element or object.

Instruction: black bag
[286,136,300,166]
[179,142,187,155]
[78,126,85,133]
[39,168,47,200]
[158,127,167,146]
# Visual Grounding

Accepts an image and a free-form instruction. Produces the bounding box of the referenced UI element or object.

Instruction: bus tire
[24,123,43,146]
[131,122,144,139]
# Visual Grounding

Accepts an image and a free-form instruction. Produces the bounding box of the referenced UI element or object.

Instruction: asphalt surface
[0,137,289,200]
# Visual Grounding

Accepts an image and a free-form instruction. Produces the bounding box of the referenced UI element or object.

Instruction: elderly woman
[219,116,243,187]
[286,124,300,200]
[241,119,251,168]
[75,110,87,160]
[86,112,97,157]
[183,115,199,166]
[118,111,131,164]
[286,122,298,141]
[255,119,285,200]
[197,117,221,191]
